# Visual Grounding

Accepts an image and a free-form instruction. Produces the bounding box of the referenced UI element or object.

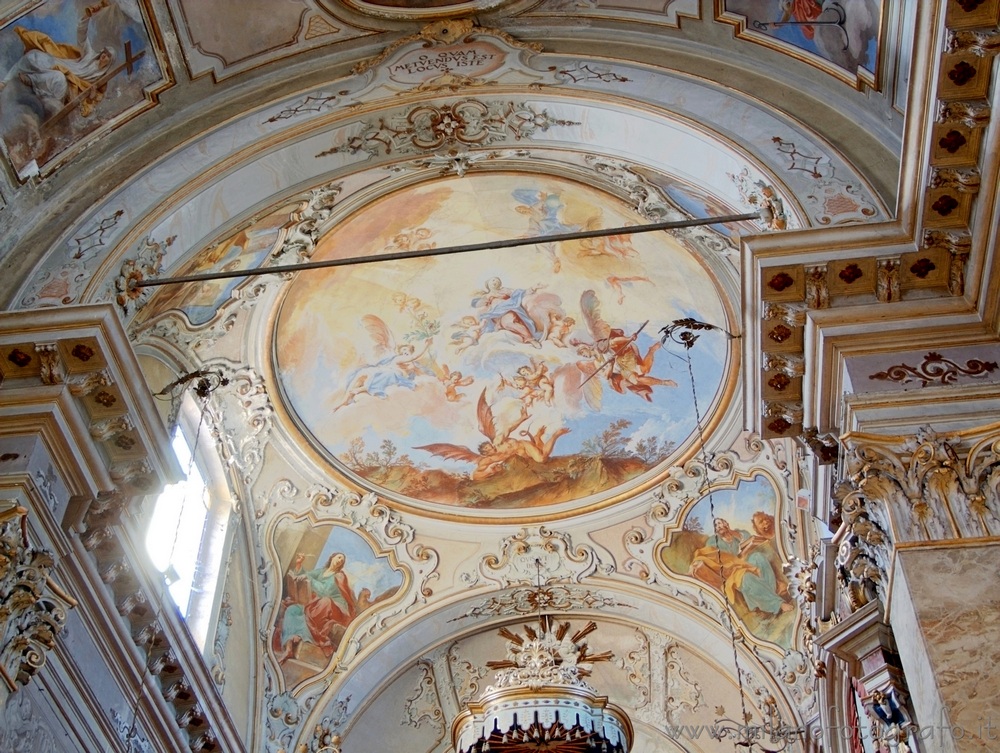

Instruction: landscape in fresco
[660,475,796,648]
[723,0,882,78]
[0,0,164,176]
[274,173,732,511]
[271,520,404,687]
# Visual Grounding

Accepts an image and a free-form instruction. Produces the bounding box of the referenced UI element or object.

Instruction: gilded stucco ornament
[0,506,75,703]
[615,629,703,727]
[401,661,446,740]
[461,526,613,587]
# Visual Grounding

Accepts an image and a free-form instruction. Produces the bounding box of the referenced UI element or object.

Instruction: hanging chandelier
[451,616,632,753]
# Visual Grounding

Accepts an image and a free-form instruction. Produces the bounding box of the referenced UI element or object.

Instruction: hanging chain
[668,321,753,748]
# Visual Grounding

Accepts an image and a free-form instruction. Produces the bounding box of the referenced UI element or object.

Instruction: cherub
[440,364,474,402]
[545,312,576,348]
[451,315,486,354]
[498,372,540,409]
[416,390,569,481]
[516,357,555,406]
[334,315,434,411]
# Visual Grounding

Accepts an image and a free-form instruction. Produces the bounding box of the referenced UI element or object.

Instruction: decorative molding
[315,100,579,160]
[401,661,446,737]
[868,351,998,387]
[461,526,613,587]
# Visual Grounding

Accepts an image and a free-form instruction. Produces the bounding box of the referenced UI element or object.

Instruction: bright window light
[146,429,210,615]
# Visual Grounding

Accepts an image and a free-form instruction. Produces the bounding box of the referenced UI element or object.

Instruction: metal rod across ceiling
[133,211,760,289]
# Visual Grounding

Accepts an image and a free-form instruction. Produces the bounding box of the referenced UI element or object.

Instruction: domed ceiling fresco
[273,173,733,516]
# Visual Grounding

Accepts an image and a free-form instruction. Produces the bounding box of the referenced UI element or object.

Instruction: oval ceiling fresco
[273,173,734,517]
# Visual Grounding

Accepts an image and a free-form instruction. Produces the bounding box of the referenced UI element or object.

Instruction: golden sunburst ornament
[452,617,631,753]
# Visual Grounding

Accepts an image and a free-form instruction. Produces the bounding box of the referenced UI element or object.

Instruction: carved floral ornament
[0,506,75,700]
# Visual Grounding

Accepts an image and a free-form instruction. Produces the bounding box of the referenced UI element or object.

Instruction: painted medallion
[274,173,732,515]
[271,520,405,687]
[660,475,796,648]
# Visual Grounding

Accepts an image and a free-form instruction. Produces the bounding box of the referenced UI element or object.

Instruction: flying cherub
[440,364,474,402]
[334,314,434,411]
[416,389,569,481]
[574,289,676,408]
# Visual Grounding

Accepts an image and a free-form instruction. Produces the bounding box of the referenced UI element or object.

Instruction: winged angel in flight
[574,289,676,409]
[416,389,569,481]
[334,314,434,411]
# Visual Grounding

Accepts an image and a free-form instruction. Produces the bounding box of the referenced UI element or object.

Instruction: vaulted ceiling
[2,1,998,752]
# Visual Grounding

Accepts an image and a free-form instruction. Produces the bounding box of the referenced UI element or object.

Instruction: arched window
[145,394,232,651]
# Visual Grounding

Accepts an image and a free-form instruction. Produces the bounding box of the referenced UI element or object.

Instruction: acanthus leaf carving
[0,512,74,702]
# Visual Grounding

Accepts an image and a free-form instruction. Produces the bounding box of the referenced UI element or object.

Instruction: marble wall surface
[892,542,1000,753]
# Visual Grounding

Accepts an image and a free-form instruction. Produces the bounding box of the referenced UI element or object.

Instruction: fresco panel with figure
[659,475,796,648]
[722,0,882,81]
[0,0,165,177]
[272,521,404,688]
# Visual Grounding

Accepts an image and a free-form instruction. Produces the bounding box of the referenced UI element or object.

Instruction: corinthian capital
[833,424,1000,612]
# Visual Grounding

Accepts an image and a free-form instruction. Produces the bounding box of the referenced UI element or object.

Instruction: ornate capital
[835,424,1000,611]
[0,508,73,702]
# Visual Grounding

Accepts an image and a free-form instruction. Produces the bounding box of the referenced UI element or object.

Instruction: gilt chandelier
[451,617,632,753]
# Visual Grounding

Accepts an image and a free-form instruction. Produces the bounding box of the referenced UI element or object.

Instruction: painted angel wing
[580,289,611,344]
[414,443,480,463]
[476,388,497,441]
[361,314,393,357]
[574,359,603,411]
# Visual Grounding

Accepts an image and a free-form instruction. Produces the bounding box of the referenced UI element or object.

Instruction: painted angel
[416,389,569,481]
[334,314,433,411]
[573,289,676,408]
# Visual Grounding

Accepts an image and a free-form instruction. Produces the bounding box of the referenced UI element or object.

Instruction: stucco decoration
[460,526,614,587]
[274,172,733,517]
